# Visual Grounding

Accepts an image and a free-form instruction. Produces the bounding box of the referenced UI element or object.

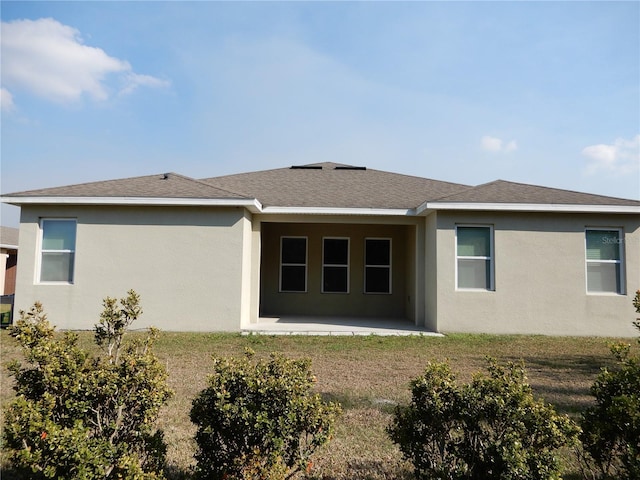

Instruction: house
[1,226,19,296]
[2,162,639,336]
[1,226,18,326]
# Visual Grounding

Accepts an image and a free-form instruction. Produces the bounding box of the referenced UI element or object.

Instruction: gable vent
[290,165,323,170]
[334,166,366,171]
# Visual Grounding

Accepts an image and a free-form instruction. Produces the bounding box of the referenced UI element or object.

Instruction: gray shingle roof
[3,164,639,210]
[432,180,640,206]
[6,172,248,199]
[0,226,19,249]
[201,162,470,209]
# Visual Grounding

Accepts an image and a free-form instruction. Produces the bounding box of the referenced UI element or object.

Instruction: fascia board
[1,196,264,213]
[419,202,640,214]
[261,206,415,216]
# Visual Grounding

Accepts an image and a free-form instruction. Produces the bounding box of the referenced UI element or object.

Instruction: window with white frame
[365,238,391,294]
[280,237,307,292]
[585,229,624,294]
[456,225,494,290]
[39,219,77,283]
[322,238,349,293]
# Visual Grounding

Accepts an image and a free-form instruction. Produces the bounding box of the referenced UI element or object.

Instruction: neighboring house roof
[0,226,19,250]
[2,163,639,215]
[201,162,470,209]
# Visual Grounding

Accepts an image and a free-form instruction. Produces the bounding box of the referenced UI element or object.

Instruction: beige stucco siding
[259,221,415,319]
[435,212,640,337]
[15,205,251,331]
[404,224,419,323]
[14,203,636,335]
[424,212,438,331]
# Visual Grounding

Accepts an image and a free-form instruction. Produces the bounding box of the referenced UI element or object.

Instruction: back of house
[2,163,639,336]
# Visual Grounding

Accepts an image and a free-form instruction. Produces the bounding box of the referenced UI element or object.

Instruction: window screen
[365,238,391,293]
[456,226,493,290]
[280,237,307,292]
[586,229,622,294]
[40,219,76,283]
[323,238,349,293]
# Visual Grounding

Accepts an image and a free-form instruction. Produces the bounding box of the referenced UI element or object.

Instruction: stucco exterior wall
[13,204,637,335]
[15,205,251,331]
[424,212,438,331]
[246,219,262,326]
[259,221,414,319]
[404,225,418,323]
[435,211,640,337]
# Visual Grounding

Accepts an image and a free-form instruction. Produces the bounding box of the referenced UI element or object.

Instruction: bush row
[2,290,639,480]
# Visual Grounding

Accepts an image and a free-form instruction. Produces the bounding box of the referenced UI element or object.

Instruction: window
[39,219,76,283]
[323,238,349,293]
[586,229,624,294]
[365,238,391,294]
[456,226,494,290]
[280,237,307,292]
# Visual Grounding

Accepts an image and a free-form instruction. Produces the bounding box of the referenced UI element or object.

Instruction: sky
[1,1,639,227]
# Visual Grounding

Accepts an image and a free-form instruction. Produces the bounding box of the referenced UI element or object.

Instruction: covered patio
[257,219,425,323]
[243,316,442,336]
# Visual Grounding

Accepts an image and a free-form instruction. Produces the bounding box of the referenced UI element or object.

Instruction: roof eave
[419,202,640,214]
[1,196,264,214]
[260,206,415,216]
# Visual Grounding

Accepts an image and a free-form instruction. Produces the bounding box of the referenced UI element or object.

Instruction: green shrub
[579,290,640,479]
[2,290,173,479]
[190,349,341,480]
[388,359,578,480]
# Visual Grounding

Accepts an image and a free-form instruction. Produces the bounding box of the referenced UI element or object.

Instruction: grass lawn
[0,330,627,479]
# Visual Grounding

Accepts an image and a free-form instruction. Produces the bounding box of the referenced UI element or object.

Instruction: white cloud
[583,135,640,175]
[1,88,15,112]
[481,135,518,153]
[0,18,168,105]
[504,139,518,152]
[120,73,170,96]
[481,135,502,152]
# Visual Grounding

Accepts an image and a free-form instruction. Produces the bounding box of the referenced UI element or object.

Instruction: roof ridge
[6,171,189,196]
[201,164,292,181]
[363,166,471,189]
[4,171,253,200]
[429,178,640,204]
[168,172,251,198]
[427,184,478,201]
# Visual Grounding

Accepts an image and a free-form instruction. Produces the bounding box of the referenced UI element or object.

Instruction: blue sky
[2,1,639,227]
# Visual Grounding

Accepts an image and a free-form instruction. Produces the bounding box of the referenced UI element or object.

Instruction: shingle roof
[201,162,470,209]
[3,164,639,211]
[432,180,640,206]
[0,226,19,249]
[6,172,248,199]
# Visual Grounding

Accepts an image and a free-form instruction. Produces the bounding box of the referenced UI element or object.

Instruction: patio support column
[413,223,426,326]
[248,218,261,324]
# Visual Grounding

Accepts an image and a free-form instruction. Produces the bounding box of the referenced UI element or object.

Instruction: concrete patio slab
[243,316,443,336]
